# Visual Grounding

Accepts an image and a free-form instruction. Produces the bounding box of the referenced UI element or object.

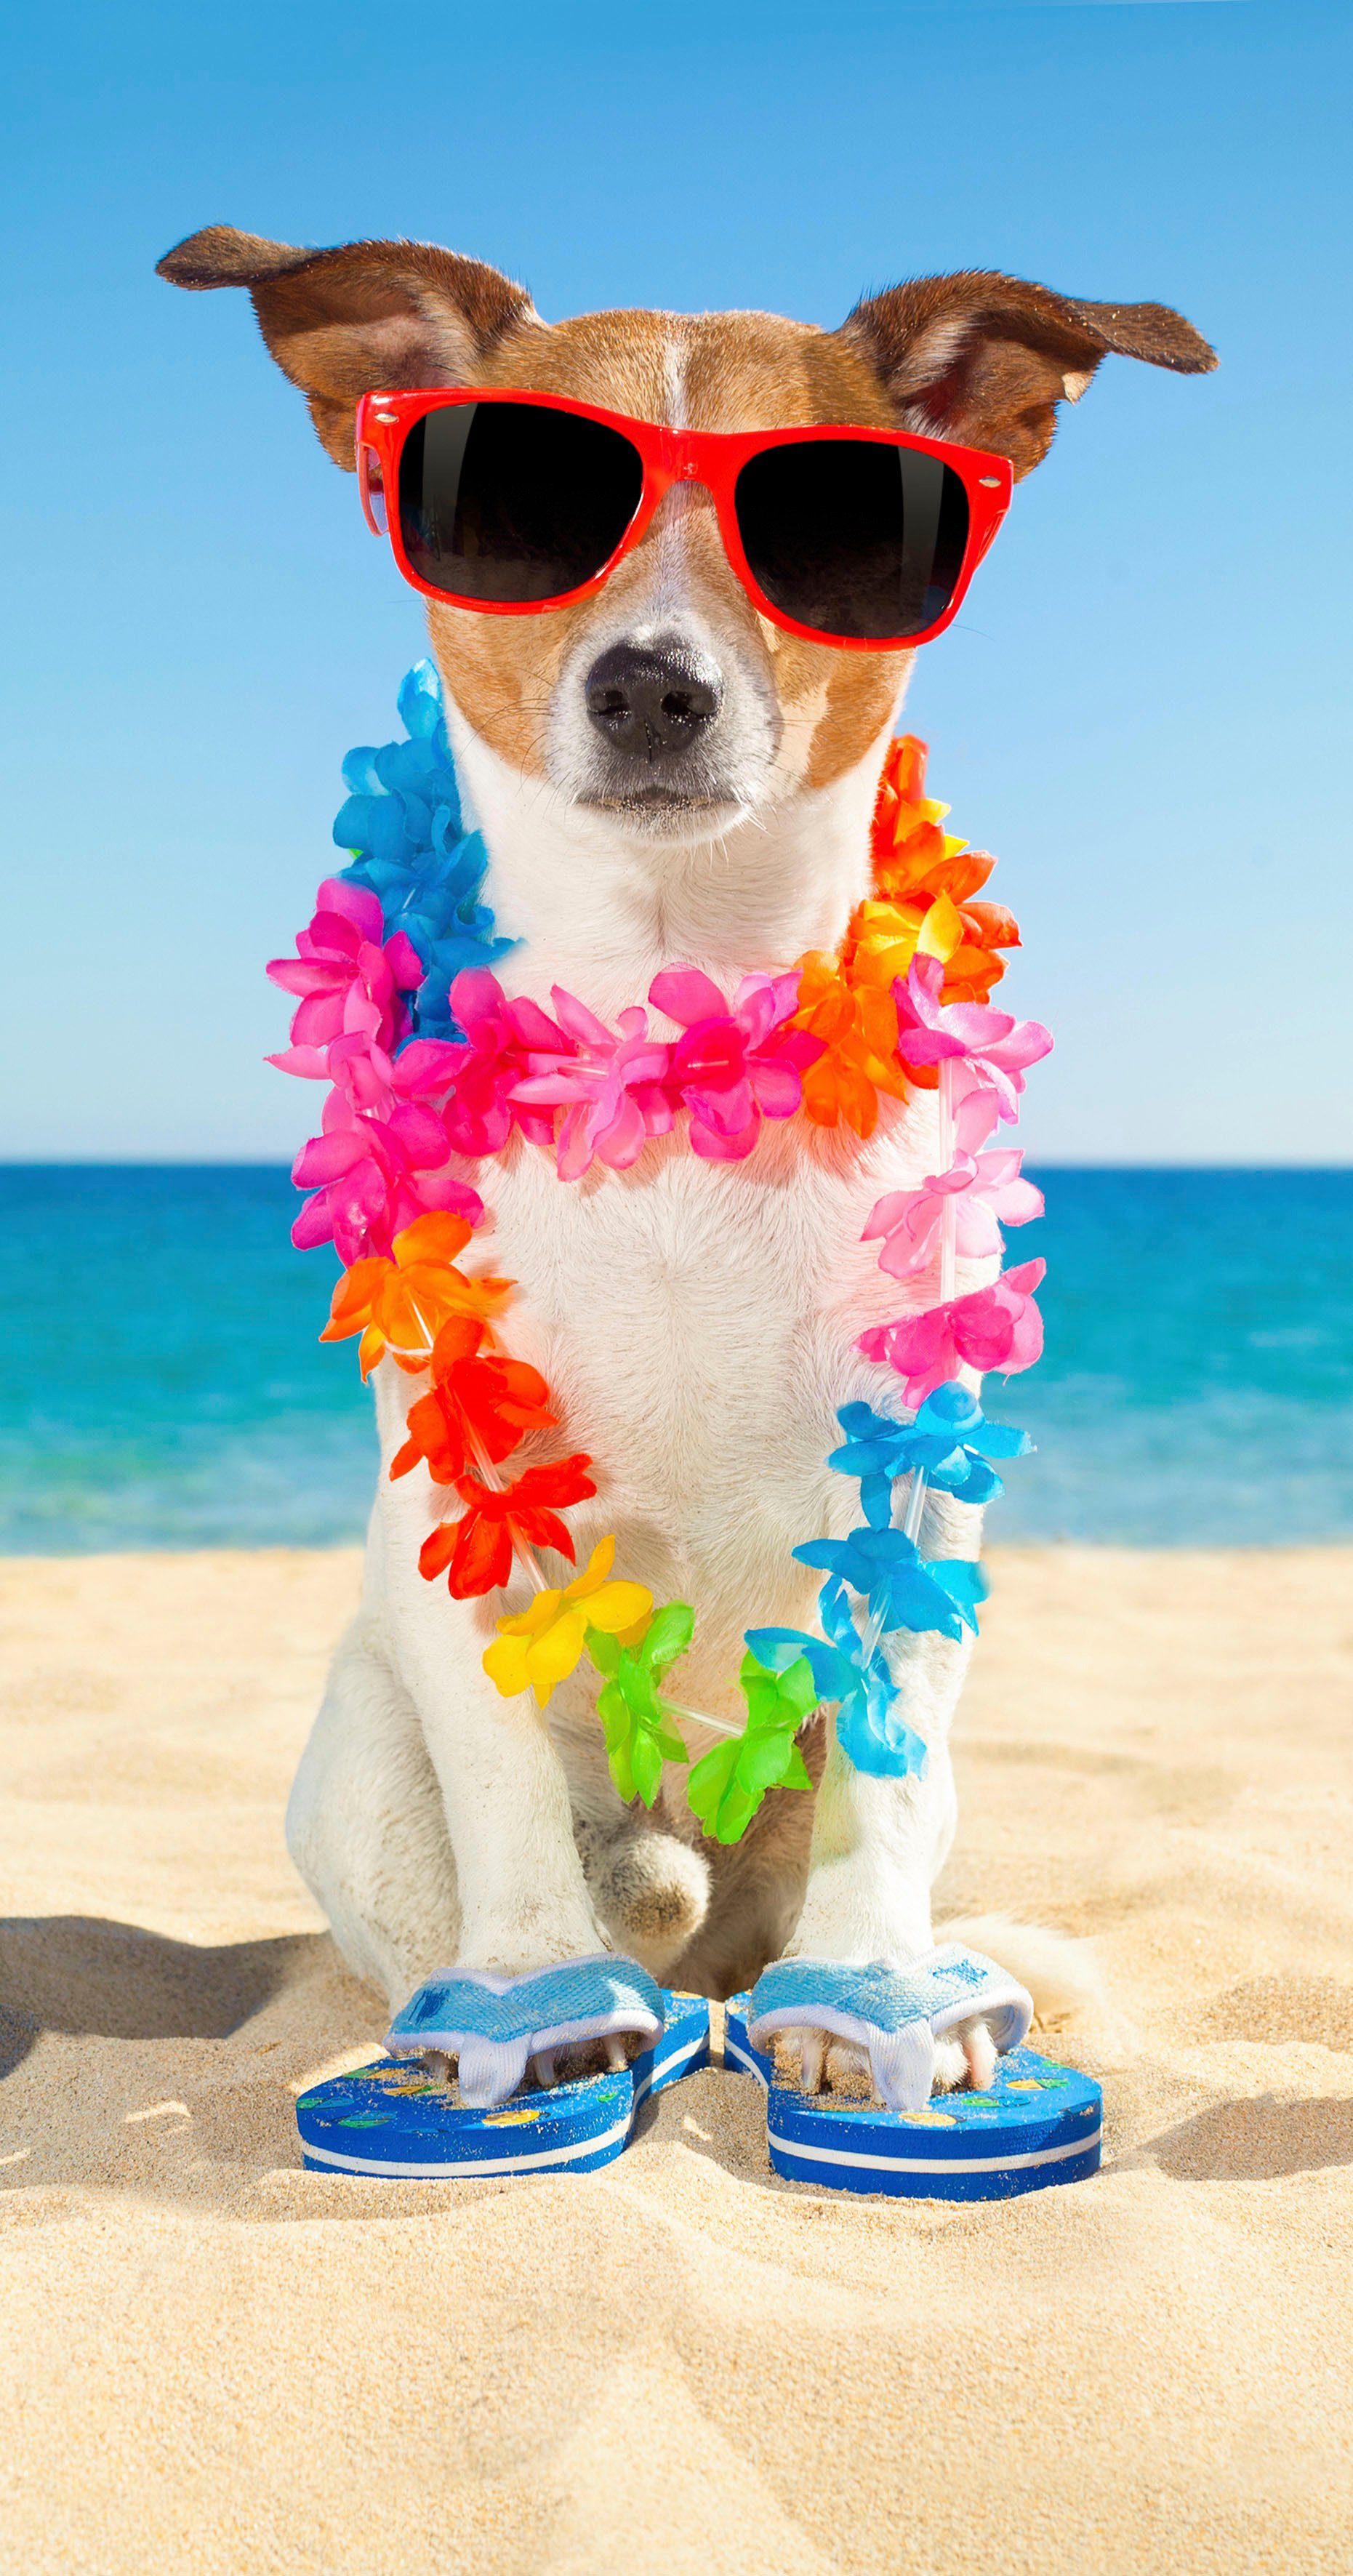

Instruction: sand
[2,1544,1352,2574]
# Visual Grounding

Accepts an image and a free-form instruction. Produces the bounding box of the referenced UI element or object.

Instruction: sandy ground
[1,1545,1352,2575]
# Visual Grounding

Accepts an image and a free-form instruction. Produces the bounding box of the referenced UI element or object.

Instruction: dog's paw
[528,2030,643,2090]
[933,2015,998,2094]
[417,2029,643,2100]
[771,2015,997,2103]
[771,2028,875,2100]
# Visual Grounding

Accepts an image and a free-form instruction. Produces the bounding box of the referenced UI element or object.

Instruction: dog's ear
[840,271,1216,478]
[156,225,536,468]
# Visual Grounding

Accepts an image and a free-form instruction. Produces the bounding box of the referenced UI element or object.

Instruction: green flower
[587,1601,696,1807]
[686,1652,817,1845]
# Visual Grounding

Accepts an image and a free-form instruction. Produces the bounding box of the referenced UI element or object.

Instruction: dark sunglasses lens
[734,439,970,641]
[396,401,644,603]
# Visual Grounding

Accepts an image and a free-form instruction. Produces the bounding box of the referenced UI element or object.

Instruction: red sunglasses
[356,388,1011,652]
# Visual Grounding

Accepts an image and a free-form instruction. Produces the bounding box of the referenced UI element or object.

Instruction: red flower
[418,1453,598,1597]
[391,1317,558,1485]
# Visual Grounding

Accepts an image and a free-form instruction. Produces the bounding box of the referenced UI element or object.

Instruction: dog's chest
[466,1099,938,1600]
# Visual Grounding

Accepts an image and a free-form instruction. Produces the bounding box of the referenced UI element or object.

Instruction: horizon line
[2,1157,1349,1177]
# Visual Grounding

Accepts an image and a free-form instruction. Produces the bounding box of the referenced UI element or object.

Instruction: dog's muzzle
[580,634,728,808]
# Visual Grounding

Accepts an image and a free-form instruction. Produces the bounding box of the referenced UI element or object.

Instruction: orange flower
[936,918,1019,1006]
[320,1211,512,1379]
[789,951,909,1139]
[870,735,949,872]
[876,819,999,910]
[864,736,1021,1004]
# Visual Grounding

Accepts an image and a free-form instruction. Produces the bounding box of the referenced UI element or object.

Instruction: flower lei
[269,663,1052,1843]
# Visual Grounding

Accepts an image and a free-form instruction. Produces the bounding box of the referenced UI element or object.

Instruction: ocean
[2,1165,1349,1552]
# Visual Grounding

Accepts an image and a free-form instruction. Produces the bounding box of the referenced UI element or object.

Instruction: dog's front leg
[775,1492,995,2097]
[384,1563,607,1981]
[791,1628,966,1962]
[371,1373,609,1989]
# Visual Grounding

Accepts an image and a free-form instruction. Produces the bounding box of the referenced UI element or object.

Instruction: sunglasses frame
[355,388,1013,653]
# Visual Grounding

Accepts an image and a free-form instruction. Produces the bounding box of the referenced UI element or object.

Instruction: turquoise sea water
[1,1165,1350,1552]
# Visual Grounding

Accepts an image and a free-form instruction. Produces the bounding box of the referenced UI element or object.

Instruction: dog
[159,227,1213,2099]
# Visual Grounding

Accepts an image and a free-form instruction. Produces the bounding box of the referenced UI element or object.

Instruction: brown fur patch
[841,268,1216,478]
[157,228,534,468]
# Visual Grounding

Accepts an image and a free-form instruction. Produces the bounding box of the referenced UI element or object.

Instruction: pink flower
[650,966,822,1161]
[894,955,1052,1123]
[510,987,673,1179]
[863,1088,1044,1279]
[858,1259,1046,1405]
[267,879,423,1071]
[292,1057,482,1264]
[435,969,564,1157]
[322,1030,462,1120]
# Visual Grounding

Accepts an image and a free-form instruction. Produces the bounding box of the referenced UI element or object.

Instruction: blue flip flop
[725,1945,1101,2202]
[295,1960,709,2179]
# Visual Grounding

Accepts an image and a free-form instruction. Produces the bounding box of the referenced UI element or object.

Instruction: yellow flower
[481,1537,653,1707]
[846,891,965,998]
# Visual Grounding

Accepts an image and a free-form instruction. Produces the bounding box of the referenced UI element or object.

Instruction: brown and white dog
[160,227,1213,2098]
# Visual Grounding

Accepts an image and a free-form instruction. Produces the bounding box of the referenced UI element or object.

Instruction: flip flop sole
[725,1996,1101,2202]
[296,1990,710,2178]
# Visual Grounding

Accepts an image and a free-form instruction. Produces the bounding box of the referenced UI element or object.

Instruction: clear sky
[2,0,1349,1163]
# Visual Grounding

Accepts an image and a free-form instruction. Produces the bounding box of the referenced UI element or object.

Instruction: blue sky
[2,0,1349,1163]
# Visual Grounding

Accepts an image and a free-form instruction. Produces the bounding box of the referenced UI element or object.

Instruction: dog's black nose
[584,638,723,762]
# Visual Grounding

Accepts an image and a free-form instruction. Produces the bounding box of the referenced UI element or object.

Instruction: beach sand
[2,1546,1352,2573]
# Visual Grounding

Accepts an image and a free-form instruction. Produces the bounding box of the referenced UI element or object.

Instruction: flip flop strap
[747,1945,1034,2113]
[385,1954,664,2108]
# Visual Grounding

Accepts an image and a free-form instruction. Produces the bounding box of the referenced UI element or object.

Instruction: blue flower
[332,660,518,1041]
[830,1380,1032,1522]
[792,1522,988,1642]
[746,1580,928,1780]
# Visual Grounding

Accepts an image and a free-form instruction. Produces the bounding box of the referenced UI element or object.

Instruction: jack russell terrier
[158,225,1213,2103]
